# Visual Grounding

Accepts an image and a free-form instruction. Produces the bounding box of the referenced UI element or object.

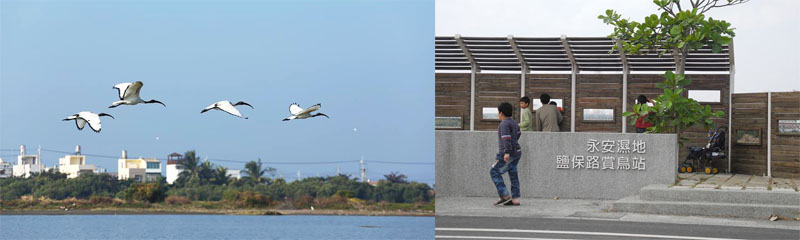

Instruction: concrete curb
[640,184,800,205]
[614,195,800,219]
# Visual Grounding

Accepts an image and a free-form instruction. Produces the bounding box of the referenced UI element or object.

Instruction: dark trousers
[489,151,521,198]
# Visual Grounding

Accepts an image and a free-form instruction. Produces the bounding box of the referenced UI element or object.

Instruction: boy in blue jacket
[491,102,522,206]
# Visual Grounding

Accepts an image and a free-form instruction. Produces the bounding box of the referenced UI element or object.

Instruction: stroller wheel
[712,168,719,174]
[704,167,712,174]
[686,166,693,173]
[680,166,686,173]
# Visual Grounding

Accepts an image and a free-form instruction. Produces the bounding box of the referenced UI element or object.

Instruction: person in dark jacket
[490,102,522,206]
[535,94,562,132]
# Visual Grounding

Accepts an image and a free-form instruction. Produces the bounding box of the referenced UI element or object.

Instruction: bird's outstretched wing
[81,112,103,133]
[127,81,144,99]
[113,82,132,100]
[216,101,244,118]
[289,103,303,115]
[300,103,321,115]
[201,102,219,113]
[75,118,87,130]
[233,101,254,109]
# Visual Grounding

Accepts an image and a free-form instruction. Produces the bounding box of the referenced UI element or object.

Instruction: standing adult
[535,93,562,132]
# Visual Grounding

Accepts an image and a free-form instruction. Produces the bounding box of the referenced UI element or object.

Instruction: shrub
[118,183,167,203]
[164,195,190,205]
[88,196,114,205]
[223,191,271,208]
[333,190,355,198]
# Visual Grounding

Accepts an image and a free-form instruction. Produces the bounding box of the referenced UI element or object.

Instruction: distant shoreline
[0,209,433,217]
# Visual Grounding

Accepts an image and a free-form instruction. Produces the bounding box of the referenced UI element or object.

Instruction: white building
[227,169,242,180]
[117,150,162,182]
[58,145,97,178]
[0,157,12,178]
[165,152,184,184]
[12,145,44,178]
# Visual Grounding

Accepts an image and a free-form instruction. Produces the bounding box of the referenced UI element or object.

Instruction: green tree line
[0,150,433,206]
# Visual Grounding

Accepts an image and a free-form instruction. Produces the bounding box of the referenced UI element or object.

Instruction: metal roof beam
[560,35,578,73]
[455,34,480,72]
[507,35,528,73]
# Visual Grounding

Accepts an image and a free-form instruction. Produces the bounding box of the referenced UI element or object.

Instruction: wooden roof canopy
[435,35,732,72]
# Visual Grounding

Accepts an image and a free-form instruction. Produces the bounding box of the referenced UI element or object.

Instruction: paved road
[436,216,800,240]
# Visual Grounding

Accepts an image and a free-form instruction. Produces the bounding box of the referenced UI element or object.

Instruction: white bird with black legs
[109,81,166,108]
[62,111,114,133]
[282,103,329,121]
[201,100,254,119]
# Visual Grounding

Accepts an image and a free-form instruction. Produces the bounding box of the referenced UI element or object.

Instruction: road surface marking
[436,235,559,240]
[435,227,743,240]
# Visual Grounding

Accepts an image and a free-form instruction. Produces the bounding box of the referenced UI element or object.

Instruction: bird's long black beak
[148,100,166,107]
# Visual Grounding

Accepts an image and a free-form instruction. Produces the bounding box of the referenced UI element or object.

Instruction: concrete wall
[436,131,677,200]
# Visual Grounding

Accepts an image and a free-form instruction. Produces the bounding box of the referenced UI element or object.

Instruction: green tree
[178,150,201,181]
[214,166,230,185]
[598,0,742,142]
[243,158,275,185]
[383,172,408,184]
[197,160,214,183]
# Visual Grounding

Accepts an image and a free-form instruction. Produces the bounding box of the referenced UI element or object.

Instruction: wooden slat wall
[681,74,732,172]
[576,74,622,132]
[526,74,572,132]
[435,73,471,130]
[731,93,768,176]
[770,92,800,179]
[435,73,732,161]
[474,74,521,130]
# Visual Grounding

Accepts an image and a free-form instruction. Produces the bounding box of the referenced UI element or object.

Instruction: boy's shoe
[504,200,520,206]
[494,197,512,206]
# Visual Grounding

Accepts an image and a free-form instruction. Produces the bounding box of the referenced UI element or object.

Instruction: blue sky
[0,0,434,184]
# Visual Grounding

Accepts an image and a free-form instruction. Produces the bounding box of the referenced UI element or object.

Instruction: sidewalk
[612,173,800,220]
[674,173,798,191]
[436,197,800,231]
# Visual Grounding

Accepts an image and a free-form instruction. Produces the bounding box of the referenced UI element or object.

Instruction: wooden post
[728,39,735,173]
[767,91,772,177]
[470,70,476,131]
[561,35,577,132]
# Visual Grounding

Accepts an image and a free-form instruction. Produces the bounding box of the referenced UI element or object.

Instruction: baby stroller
[679,126,727,174]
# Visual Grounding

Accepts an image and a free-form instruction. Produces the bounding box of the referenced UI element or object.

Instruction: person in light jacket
[518,96,533,131]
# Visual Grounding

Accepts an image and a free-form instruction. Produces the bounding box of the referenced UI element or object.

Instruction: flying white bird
[109,81,166,108]
[62,111,114,133]
[201,100,254,119]
[282,103,329,121]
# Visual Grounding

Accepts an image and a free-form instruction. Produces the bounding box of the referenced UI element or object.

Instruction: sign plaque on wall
[777,120,800,135]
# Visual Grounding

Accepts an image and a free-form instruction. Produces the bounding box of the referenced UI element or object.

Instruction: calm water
[0,215,433,239]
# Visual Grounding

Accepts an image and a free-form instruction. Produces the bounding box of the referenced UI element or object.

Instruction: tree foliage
[599,0,742,142]
[0,149,432,205]
[383,172,409,184]
[598,0,742,73]
[622,71,724,143]
[0,172,132,200]
[243,158,275,185]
